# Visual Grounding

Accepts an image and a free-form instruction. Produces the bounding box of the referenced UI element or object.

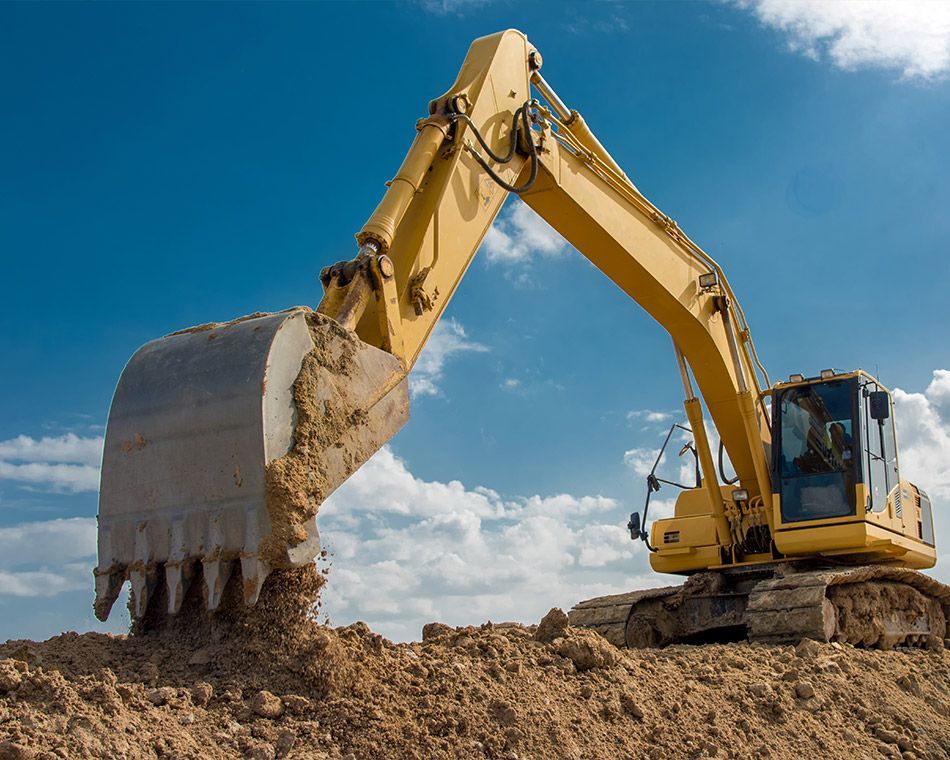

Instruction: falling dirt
[261,311,409,569]
[1,592,948,759]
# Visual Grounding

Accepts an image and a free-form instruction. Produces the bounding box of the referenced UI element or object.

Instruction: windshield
[779,380,854,477]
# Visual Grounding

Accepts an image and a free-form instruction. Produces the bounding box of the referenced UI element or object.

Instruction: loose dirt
[1,569,948,760]
[262,311,408,569]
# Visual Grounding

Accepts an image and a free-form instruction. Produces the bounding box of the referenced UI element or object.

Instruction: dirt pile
[1,586,948,760]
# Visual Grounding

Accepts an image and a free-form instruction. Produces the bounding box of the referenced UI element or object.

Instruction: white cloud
[0,517,96,597]
[892,370,950,580]
[0,434,103,493]
[894,370,950,500]
[0,461,100,493]
[0,433,102,466]
[482,200,569,265]
[627,409,674,425]
[409,319,488,398]
[418,0,487,15]
[735,0,950,80]
[623,447,660,478]
[0,569,88,597]
[319,446,653,641]
[624,418,729,495]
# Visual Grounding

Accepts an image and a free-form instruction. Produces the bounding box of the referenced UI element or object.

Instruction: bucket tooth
[129,567,157,619]
[165,561,195,615]
[93,569,125,622]
[165,517,193,615]
[203,558,233,611]
[240,556,270,606]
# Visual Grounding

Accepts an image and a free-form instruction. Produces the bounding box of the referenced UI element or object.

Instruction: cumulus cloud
[0,433,102,492]
[319,447,653,641]
[623,447,660,478]
[624,416,734,503]
[892,370,950,578]
[0,433,102,466]
[735,0,950,80]
[409,319,488,398]
[0,517,96,597]
[894,370,950,500]
[482,200,569,265]
[627,409,674,425]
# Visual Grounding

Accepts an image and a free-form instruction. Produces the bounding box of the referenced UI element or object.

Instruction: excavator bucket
[94,308,409,622]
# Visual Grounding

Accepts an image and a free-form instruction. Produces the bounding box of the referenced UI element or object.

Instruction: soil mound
[0,589,947,759]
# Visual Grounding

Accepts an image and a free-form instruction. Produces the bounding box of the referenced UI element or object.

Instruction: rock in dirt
[620,692,644,719]
[191,682,213,706]
[250,690,284,719]
[275,729,296,756]
[795,681,816,700]
[553,631,619,671]
[534,608,569,643]
[146,687,176,706]
[796,639,821,659]
[281,694,310,714]
[422,622,453,641]
[188,647,212,666]
[0,661,22,693]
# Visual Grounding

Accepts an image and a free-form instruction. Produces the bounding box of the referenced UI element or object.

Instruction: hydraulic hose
[456,103,539,195]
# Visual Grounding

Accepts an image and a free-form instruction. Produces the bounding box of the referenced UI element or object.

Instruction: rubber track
[567,585,682,647]
[570,566,950,649]
[745,566,950,646]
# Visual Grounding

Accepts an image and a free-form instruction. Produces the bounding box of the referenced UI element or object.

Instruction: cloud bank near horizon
[1,371,947,642]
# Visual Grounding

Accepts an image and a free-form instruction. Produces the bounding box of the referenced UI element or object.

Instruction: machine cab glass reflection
[775,378,859,522]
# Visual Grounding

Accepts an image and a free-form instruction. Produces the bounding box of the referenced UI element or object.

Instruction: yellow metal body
[650,371,936,573]
[321,31,937,580]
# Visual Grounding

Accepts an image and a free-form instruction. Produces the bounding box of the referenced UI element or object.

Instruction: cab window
[780,382,854,477]
[776,379,858,523]
[861,381,899,513]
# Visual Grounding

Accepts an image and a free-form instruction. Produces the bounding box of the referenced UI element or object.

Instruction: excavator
[94,30,948,649]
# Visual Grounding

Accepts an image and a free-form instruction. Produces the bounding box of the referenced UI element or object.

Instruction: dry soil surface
[0,568,948,760]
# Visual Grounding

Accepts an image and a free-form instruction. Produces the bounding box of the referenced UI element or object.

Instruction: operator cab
[772,370,907,524]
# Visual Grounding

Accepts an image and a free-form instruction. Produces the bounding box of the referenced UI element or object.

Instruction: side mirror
[627,512,643,541]
[869,390,890,421]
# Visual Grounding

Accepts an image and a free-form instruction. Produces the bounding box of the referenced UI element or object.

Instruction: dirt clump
[1,596,948,759]
[534,608,568,643]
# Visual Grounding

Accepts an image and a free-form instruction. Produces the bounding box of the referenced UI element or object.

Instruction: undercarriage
[569,564,950,650]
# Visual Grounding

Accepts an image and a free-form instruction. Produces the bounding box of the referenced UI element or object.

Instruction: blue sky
[1,1,949,642]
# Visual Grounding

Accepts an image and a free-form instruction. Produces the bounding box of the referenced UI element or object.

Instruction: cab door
[860,380,899,515]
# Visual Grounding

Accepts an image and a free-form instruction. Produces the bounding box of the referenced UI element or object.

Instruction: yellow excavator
[94,30,947,648]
